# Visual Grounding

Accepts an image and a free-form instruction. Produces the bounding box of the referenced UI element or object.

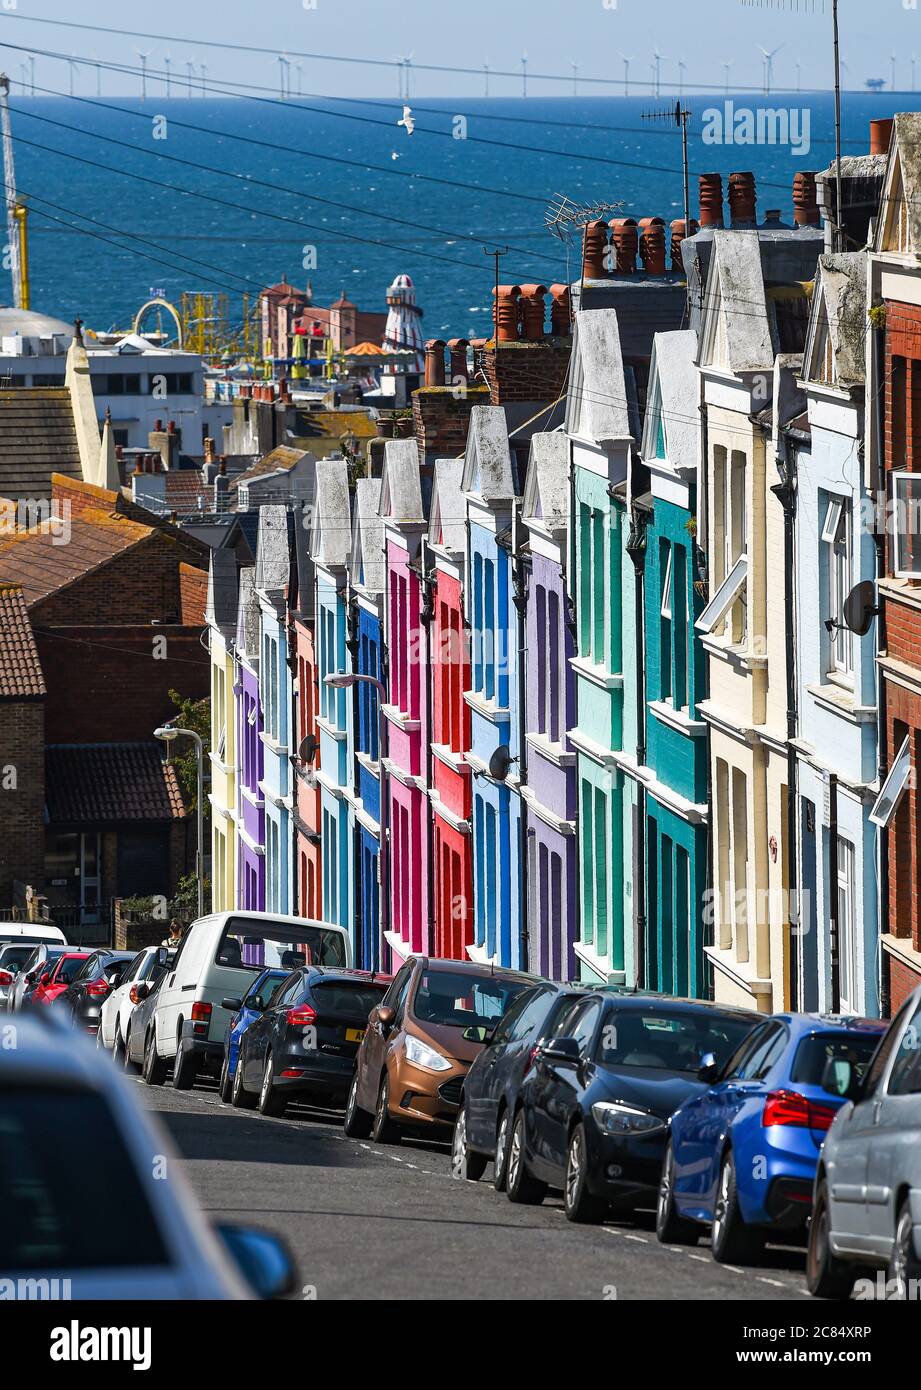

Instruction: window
[710,446,747,643]
[835,837,858,1012]
[891,472,921,578]
[696,555,747,637]
[886,997,921,1097]
[660,544,673,619]
[863,999,914,1098]
[822,495,852,678]
[870,735,912,828]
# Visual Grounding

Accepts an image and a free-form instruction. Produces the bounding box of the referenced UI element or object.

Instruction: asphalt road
[136,1075,813,1302]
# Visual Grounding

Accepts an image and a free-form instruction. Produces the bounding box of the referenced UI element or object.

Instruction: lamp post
[324,673,388,964]
[154,725,204,920]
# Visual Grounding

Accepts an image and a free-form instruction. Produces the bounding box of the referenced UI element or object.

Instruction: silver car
[7,943,67,1012]
[808,985,921,1300]
[0,942,45,1010]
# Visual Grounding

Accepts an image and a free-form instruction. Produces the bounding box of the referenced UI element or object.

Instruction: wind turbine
[483,59,489,97]
[185,57,195,94]
[571,61,579,97]
[892,52,897,90]
[67,57,78,98]
[277,54,290,99]
[620,53,634,97]
[521,52,528,97]
[164,53,171,98]
[200,61,208,97]
[138,50,151,102]
[912,55,917,92]
[394,56,404,98]
[295,63,303,97]
[18,63,27,94]
[652,49,668,99]
[403,54,414,100]
[29,55,35,98]
[795,58,801,92]
[678,59,686,96]
[759,44,782,96]
[722,58,734,95]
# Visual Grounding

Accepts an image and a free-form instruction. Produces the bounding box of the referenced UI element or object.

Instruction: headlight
[591,1101,666,1137]
[404,1034,452,1072]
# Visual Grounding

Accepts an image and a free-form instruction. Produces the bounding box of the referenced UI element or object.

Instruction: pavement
[137,1075,813,1301]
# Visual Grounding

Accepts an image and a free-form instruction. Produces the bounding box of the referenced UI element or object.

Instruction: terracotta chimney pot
[447,338,469,383]
[609,218,639,274]
[582,219,609,280]
[792,171,820,226]
[493,285,522,343]
[549,284,571,336]
[669,218,698,271]
[518,284,549,340]
[728,171,757,227]
[424,339,447,387]
[870,118,894,155]
[698,173,724,228]
[639,217,667,275]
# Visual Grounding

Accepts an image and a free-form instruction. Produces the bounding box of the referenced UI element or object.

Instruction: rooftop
[45,742,186,824]
[0,387,82,501]
[0,581,46,698]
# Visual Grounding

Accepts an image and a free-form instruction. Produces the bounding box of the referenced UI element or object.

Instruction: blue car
[657,1013,886,1264]
[218,968,289,1104]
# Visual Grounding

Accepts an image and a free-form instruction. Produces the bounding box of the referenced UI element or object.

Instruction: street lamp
[154,725,204,920]
[323,674,389,962]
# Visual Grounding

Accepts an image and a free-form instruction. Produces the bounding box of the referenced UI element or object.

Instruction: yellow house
[695,232,811,1012]
[206,550,240,912]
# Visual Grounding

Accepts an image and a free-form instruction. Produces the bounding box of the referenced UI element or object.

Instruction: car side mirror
[822,1056,861,1102]
[541,1036,581,1065]
[222,997,243,1012]
[462,1023,496,1044]
[130,982,151,1005]
[39,972,50,985]
[215,1223,297,1300]
[377,1006,396,1031]
[698,1052,719,1084]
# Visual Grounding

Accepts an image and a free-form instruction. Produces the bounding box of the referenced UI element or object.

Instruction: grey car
[808,985,921,1300]
[0,942,45,1010]
[7,943,68,1012]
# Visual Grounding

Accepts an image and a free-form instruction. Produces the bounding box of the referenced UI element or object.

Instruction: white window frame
[870,735,912,828]
[822,495,852,679]
[660,547,673,620]
[696,554,747,635]
[891,472,921,579]
[836,837,858,1014]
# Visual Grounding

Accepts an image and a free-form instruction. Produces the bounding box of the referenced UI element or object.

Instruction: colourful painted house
[255,506,296,917]
[205,549,239,913]
[234,566,265,911]
[290,500,322,922]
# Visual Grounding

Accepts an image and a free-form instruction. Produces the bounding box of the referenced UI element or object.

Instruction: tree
[166,689,211,828]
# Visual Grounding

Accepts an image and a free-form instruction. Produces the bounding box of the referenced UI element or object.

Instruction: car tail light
[191,1001,212,1023]
[0,970,13,987]
[522,1043,541,1077]
[286,1005,317,1027]
[763,1090,838,1132]
[129,985,142,1005]
[85,977,110,998]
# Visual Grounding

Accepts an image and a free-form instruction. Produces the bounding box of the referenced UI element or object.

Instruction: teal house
[637,330,710,996]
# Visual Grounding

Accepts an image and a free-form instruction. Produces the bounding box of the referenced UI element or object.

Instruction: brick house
[0,583,47,905]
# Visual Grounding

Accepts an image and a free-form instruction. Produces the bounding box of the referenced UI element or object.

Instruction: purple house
[234,566,266,912]
[521,432,577,979]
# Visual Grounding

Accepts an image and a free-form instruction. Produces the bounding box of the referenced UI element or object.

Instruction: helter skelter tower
[382,272,424,373]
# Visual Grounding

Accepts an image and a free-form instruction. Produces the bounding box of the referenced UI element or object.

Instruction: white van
[0,923,67,947]
[145,911,351,1091]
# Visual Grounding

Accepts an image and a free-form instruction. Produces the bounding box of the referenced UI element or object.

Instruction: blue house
[349,476,385,969]
[255,506,297,917]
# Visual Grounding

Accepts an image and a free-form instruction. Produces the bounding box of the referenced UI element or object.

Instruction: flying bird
[397,104,415,136]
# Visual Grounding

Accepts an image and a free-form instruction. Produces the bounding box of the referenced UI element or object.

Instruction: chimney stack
[518,285,548,340]
[728,171,757,227]
[582,219,609,280]
[424,339,447,387]
[609,217,638,273]
[698,173,724,228]
[870,118,894,155]
[792,171,820,226]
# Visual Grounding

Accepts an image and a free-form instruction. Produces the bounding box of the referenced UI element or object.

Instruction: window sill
[569,655,624,691]
[526,731,576,767]
[381,703,421,733]
[806,682,875,723]
[316,715,347,742]
[648,699,707,737]
[431,742,470,775]
[464,690,510,723]
[355,752,381,779]
[699,634,765,669]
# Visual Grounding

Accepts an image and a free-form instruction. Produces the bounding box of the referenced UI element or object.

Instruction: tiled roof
[45,743,187,824]
[0,582,46,698]
[0,387,82,502]
[229,445,308,493]
[164,470,210,511]
[0,504,152,606]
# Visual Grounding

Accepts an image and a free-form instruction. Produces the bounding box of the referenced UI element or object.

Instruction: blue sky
[0,0,917,100]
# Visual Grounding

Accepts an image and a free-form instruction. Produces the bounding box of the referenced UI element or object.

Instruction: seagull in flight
[397,104,415,135]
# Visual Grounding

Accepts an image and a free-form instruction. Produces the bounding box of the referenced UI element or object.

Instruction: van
[145,912,351,1091]
[0,923,67,947]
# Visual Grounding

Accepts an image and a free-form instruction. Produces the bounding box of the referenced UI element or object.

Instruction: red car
[31,952,90,1006]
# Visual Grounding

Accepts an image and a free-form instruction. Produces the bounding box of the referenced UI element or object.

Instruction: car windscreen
[54,957,88,984]
[412,971,532,1029]
[216,919,347,972]
[0,1085,170,1272]
[0,946,35,974]
[790,1032,881,1087]
[595,1010,757,1072]
[311,982,387,1019]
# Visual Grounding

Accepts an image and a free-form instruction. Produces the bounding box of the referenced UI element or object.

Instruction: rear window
[0,947,35,974]
[216,918,347,972]
[790,1032,881,1086]
[412,971,531,1030]
[54,957,88,984]
[0,1086,170,1272]
[311,982,387,1018]
[595,1009,756,1072]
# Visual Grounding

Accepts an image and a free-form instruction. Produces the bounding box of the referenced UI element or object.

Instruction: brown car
[344,956,538,1143]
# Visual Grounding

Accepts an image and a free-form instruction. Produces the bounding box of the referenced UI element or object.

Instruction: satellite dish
[488,745,515,782]
[298,733,318,766]
[843,580,878,637]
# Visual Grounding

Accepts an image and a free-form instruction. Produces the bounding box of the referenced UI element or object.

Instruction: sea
[9,89,921,345]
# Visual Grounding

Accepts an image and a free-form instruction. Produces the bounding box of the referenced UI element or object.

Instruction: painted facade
[206,550,239,914]
[291,500,322,923]
[255,507,295,918]
[234,567,265,912]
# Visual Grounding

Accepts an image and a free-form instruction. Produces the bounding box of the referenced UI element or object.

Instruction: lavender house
[521,432,577,979]
[234,566,265,911]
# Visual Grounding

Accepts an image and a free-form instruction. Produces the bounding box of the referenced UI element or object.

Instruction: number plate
[345,1027,365,1043]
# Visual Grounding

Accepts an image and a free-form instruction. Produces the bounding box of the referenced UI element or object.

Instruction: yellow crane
[0,74,30,310]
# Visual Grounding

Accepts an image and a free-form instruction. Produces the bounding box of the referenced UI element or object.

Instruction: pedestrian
[161,917,184,949]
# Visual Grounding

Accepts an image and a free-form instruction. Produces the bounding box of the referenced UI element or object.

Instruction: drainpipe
[871,321,890,1017]
[828,772,840,1012]
[771,432,800,1011]
[624,488,648,990]
[417,539,436,957]
[345,594,364,966]
[565,438,581,977]
[512,499,530,971]
[698,402,714,997]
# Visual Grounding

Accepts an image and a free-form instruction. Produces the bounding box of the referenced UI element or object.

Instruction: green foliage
[170,872,211,925]
[166,690,211,824]
[120,895,159,921]
[868,303,887,331]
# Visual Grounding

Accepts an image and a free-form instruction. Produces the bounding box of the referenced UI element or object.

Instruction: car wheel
[451,1102,488,1182]
[493,1109,511,1193]
[806,1180,855,1299]
[171,1035,197,1091]
[887,1199,921,1300]
[506,1110,546,1205]
[711,1151,763,1265]
[343,1074,373,1137]
[112,1024,126,1065]
[656,1141,700,1246]
[563,1122,608,1224]
[259,1051,287,1117]
[123,1026,139,1074]
[371,1073,401,1145]
[218,1054,234,1104]
[142,1029,167,1087]
[231,1051,258,1109]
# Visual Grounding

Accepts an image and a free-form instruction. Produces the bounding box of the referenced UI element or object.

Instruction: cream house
[205,550,240,913]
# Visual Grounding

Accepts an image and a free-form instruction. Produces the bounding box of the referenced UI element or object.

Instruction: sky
[0,0,918,101]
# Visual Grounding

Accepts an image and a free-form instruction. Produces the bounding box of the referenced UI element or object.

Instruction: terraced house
[255,507,296,918]
[206,550,240,913]
[234,567,265,912]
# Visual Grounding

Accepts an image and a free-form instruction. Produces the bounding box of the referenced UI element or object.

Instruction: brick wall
[412,386,490,461]
[477,339,573,406]
[33,534,206,628]
[883,682,921,952]
[888,950,921,1013]
[0,701,45,905]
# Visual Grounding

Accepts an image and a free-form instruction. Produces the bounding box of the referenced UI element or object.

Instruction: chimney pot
[669,218,698,271]
[728,171,757,227]
[609,217,639,273]
[639,217,667,276]
[424,338,447,388]
[447,337,469,383]
[548,284,572,336]
[870,118,894,155]
[698,173,724,228]
[493,285,522,343]
[582,219,610,281]
[154,418,163,432]
[518,284,549,340]
[792,171,820,226]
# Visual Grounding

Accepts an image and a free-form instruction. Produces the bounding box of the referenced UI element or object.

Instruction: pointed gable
[254,504,292,595]
[310,458,352,569]
[564,308,632,445]
[522,431,569,535]
[641,329,699,470]
[428,457,466,555]
[877,112,921,256]
[205,548,240,641]
[379,438,424,524]
[461,405,515,499]
[699,231,773,375]
[803,253,866,389]
[350,476,385,593]
[235,565,259,662]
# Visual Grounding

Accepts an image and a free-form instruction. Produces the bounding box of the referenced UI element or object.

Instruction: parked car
[0,923,66,949]
[9,944,68,1012]
[31,952,91,1006]
[345,956,539,1144]
[54,949,135,1034]
[217,967,291,1103]
[125,972,168,1076]
[147,912,351,1091]
[658,1013,886,1262]
[0,941,49,1011]
[505,993,761,1223]
[2,1011,296,1298]
[232,967,390,1116]
[807,986,921,1300]
[99,947,174,1062]
[452,982,590,1185]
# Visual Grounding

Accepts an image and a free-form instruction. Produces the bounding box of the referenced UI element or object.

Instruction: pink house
[379,439,431,967]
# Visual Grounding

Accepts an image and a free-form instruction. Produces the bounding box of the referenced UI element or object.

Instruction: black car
[55,949,135,1035]
[232,967,390,1116]
[506,993,762,1223]
[452,983,589,1187]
